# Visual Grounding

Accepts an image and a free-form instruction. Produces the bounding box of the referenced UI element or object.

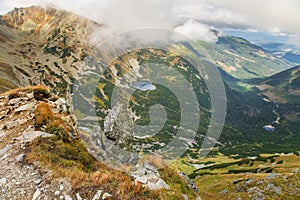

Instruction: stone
[0,144,12,156]
[5,119,27,129]
[243,178,254,187]
[76,193,82,200]
[182,194,189,200]
[59,184,64,190]
[54,98,67,112]
[15,154,25,162]
[54,190,60,195]
[0,178,7,185]
[131,163,170,190]
[64,194,72,200]
[17,131,54,143]
[102,192,112,199]
[274,187,282,195]
[92,190,103,200]
[15,102,35,112]
[33,179,42,185]
[26,93,34,99]
[9,98,22,105]
[266,173,277,179]
[147,179,170,190]
[219,189,228,194]
[32,189,42,200]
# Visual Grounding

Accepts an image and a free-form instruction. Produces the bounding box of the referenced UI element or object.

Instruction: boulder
[15,102,35,112]
[130,162,170,190]
[32,189,42,200]
[92,190,103,200]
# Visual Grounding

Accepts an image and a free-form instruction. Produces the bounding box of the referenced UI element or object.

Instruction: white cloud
[174,20,218,42]
[172,2,247,27]
[0,0,300,44]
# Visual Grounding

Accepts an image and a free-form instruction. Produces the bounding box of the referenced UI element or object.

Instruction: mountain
[189,36,292,81]
[0,6,299,200]
[0,6,298,156]
[260,42,300,64]
[257,65,300,104]
[282,51,300,64]
[0,6,97,94]
[256,65,300,137]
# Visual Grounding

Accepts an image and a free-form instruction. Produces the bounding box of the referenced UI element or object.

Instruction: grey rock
[219,189,228,194]
[15,154,25,162]
[266,173,277,179]
[17,131,54,143]
[64,194,72,200]
[15,102,35,112]
[131,163,170,190]
[92,190,103,200]
[0,178,7,185]
[147,179,170,190]
[0,144,12,156]
[76,193,82,200]
[54,98,67,112]
[9,98,22,105]
[102,192,112,199]
[59,184,64,190]
[266,183,275,190]
[26,93,34,99]
[54,190,60,195]
[182,194,189,200]
[32,189,42,200]
[243,178,254,187]
[274,187,282,195]
[5,119,27,129]
[33,179,43,185]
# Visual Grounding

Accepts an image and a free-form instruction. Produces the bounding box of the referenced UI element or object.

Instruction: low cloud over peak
[0,0,299,44]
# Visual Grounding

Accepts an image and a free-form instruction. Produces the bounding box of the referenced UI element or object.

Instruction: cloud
[172,2,247,28]
[0,0,300,44]
[207,0,300,37]
[174,20,218,42]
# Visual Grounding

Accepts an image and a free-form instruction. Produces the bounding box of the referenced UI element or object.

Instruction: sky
[0,0,300,46]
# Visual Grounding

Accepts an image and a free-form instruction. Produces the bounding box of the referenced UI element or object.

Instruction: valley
[0,6,299,200]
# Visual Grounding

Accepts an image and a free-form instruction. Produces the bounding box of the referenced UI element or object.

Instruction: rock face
[130,161,170,190]
[0,87,116,200]
[0,6,98,94]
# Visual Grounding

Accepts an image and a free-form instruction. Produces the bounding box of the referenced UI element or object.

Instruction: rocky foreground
[0,86,199,200]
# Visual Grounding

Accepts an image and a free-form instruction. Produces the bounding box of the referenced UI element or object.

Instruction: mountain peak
[0,6,57,29]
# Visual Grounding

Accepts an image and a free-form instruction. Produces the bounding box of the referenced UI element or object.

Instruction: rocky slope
[0,6,97,94]
[0,86,199,199]
[0,86,77,199]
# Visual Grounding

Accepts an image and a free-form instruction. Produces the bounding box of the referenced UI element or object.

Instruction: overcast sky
[0,0,300,44]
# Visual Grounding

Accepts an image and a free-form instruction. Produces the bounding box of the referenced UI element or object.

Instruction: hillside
[0,6,299,200]
[0,6,298,157]
[257,65,300,104]
[0,6,97,94]
[189,36,292,81]
[256,65,300,144]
